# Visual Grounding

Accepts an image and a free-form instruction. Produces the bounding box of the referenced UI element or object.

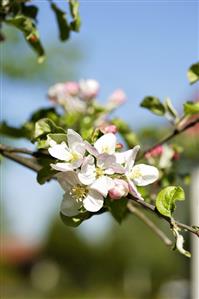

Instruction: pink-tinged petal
[67,129,83,150]
[90,176,114,197]
[78,155,96,185]
[73,143,85,156]
[60,193,82,217]
[51,162,73,172]
[106,163,125,174]
[97,153,116,169]
[56,171,80,191]
[131,164,159,186]
[83,190,104,212]
[127,178,144,200]
[84,141,99,157]
[109,179,129,200]
[48,142,71,161]
[94,133,116,155]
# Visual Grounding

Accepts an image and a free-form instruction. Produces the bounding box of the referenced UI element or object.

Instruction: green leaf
[184,101,199,115]
[5,15,45,62]
[51,2,71,41]
[156,186,185,218]
[107,198,128,223]
[140,96,166,116]
[48,133,67,144]
[69,0,81,32]
[37,165,57,184]
[164,98,179,120]
[34,118,65,139]
[0,121,32,139]
[60,211,92,227]
[173,227,191,258]
[187,62,199,84]
[21,4,38,19]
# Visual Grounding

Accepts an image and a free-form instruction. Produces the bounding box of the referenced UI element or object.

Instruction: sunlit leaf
[69,0,81,32]
[156,186,185,218]
[140,96,165,116]
[187,62,199,84]
[184,101,199,115]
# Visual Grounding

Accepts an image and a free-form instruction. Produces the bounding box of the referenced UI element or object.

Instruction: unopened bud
[64,81,79,96]
[109,179,129,200]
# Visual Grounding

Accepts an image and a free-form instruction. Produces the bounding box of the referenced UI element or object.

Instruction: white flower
[48,129,85,171]
[116,145,159,200]
[108,179,129,200]
[79,79,99,100]
[78,154,123,197]
[57,171,105,215]
[85,133,117,157]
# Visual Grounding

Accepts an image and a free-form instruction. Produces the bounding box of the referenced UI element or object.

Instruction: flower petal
[83,190,104,212]
[56,171,80,190]
[67,129,83,150]
[60,193,82,217]
[51,162,73,172]
[127,178,144,200]
[94,133,116,155]
[115,146,140,169]
[84,141,99,157]
[78,155,96,185]
[48,142,71,161]
[97,153,116,169]
[131,164,159,186]
[90,176,114,197]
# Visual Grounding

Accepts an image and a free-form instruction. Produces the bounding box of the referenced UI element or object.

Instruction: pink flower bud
[99,124,117,134]
[172,151,180,160]
[79,79,100,100]
[109,179,129,200]
[145,145,163,159]
[64,81,79,96]
[108,89,126,107]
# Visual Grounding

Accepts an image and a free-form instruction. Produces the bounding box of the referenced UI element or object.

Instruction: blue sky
[1,0,198,242]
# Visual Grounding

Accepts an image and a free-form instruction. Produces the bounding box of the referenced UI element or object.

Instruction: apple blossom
[57,171,105,215]
[116,145,159,200]
[79,79,100,100]
[48,129,85,171]
[106,89,126,110]
[99,124,118,134]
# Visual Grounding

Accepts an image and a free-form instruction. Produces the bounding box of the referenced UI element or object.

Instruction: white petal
[60,193,82,217]
[67,129,83,150]
[84,141,99,157]
[131,164,159,186]
[51,162,73,172]
[97,153,116,169]
[83,190,104,212]
[115,146,140,171]
[56,171,80,190]
[90,176,114,197]
[48,142,71,161]
[73,143,85,156]
[94,133,116,155]
[127,178,144,200]
[78,155,96,185]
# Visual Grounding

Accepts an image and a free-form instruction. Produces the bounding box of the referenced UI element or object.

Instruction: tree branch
[127,201,172,246]
[128,196,199,238]
[141,117,199,158]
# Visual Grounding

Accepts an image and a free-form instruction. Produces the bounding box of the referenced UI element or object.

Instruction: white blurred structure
[191,168,199,299]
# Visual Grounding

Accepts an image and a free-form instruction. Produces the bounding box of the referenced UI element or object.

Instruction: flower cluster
[48,129,159,217]
[47,79,126,114]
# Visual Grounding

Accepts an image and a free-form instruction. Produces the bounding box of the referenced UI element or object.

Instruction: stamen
[70,184,88,201]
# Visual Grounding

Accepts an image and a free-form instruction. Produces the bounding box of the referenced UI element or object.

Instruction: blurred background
[1,1,199,299]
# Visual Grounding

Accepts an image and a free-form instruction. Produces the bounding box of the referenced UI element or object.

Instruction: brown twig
[127,201,172,246]
[141,117,199,159]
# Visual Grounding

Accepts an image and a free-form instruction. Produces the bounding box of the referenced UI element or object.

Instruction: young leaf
[5,15,45,62]
[34,118,65,139]
[37,165,57,184]
[187,62,199,84]
[164,98,179,121]
[107,198,128,223]
[172,227,191,258]
[50,2,71,41]
[69,0,81,32]
[183,101,199,116]
[155,186,185,218]
[60,211,92,227]
[140,96,165,116]
[48,133,67,144]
